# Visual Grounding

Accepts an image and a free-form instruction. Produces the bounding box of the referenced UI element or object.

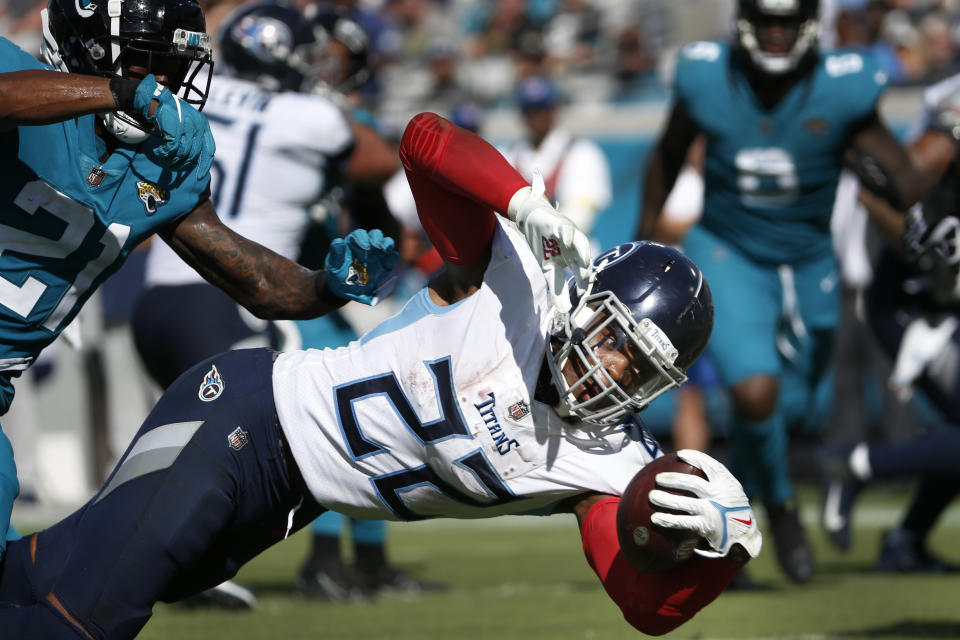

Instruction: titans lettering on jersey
[474,394,521,455]
[675,41,886,264]
[273,218,658,521]
[0,38,209,379]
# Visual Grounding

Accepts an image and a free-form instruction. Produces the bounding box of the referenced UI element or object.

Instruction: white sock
[848,443,872,481]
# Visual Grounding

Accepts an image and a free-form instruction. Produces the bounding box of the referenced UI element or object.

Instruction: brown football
[616,452,707,573]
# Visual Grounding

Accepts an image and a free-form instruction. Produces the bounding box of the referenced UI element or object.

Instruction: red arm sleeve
[399,112,529,264]
[580,497,741,636]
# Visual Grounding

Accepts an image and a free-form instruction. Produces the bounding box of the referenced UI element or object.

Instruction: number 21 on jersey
[6,180,130,331]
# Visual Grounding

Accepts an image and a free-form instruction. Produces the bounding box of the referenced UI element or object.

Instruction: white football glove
[507,171,593,312]
[648,449,762,559]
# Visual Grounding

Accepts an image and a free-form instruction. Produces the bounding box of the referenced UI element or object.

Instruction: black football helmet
[303,5,371,95]
[41,0,213,142]
[736,0,819,75]
[547,242,713,426]
[218,2,320,92]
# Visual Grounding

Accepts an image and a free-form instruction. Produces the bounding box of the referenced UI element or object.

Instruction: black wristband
[316,271,349,308]
[108,77,140,112]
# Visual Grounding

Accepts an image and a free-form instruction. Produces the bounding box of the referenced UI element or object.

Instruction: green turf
[20,484,960,640]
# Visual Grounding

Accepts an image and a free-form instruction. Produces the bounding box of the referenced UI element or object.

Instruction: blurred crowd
[6,0,960,134]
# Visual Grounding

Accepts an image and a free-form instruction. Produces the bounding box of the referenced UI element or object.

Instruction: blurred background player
[132,0,397,394]
[499,74,611,238]
[129,1,418,605]
[635,0,921,584]
[821,71,960,573]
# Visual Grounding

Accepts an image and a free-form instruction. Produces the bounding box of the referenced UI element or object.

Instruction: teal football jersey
[0,38,210,374]
[674,41,886,264]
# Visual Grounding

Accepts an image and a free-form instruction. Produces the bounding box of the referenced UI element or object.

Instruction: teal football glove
[324,229,401,306]
[133,74,215,178]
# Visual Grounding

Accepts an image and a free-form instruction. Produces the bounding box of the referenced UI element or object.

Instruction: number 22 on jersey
[336,357,521,520]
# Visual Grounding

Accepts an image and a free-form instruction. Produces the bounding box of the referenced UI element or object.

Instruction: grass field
[46,483,950,640]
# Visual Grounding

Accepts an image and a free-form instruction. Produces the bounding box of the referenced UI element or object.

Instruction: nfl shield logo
[87,166,106,187]
[198,365,225,402]
[508,400,530,420]
[227,426,249,451]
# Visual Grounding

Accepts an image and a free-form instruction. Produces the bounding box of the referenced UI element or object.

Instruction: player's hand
[324,228,401,306]
[133,74,215,178]
[648,449,762,560]
[507,171,592,312]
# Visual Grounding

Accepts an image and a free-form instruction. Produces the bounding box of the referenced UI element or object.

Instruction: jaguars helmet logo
[345,260,370,287]
[136,181,167,215]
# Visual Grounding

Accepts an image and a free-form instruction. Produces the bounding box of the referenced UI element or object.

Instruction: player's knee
[731,376,779,422]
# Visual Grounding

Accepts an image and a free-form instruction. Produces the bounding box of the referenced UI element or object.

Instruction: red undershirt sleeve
[580,496,741,636]
[399,112,529,264]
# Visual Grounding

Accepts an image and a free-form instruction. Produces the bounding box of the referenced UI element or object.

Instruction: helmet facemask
[303,14,370,97]
[41,2,213,144]
[737,1,819,75]
[547,281,687,427]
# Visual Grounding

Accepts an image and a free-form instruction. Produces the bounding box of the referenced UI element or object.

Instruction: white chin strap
[100,111,151,144]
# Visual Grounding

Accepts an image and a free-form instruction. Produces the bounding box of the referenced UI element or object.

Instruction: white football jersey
[144,75,354,285]
[273,218,660,521]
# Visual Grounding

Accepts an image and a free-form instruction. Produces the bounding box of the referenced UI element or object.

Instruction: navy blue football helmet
[218,2,320,92]
[736,0,819,75]
[42,0,213,142]
[304,5,370,95]
[547,241,713,426]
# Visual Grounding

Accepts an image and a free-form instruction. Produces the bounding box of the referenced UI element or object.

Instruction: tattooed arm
[160,199,343,320]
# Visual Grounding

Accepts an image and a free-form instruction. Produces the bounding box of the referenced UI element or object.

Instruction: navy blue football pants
[132,283,267,390]
[0,348,323,639]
